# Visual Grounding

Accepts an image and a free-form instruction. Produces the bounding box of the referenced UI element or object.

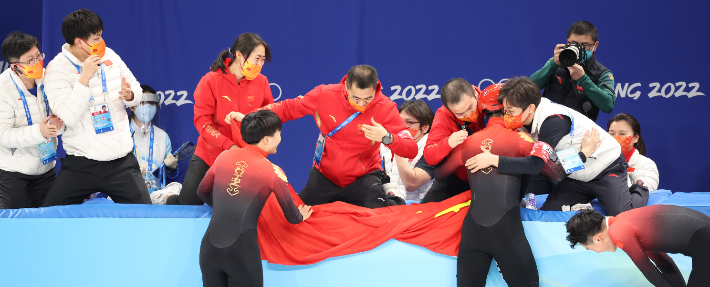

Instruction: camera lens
[559,45,580,67]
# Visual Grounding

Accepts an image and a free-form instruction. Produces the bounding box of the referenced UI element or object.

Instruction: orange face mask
[407,127,420,138]
[239,58,262,80]
[16,60,44,79]
[613,135,634,153]
[503,109,531,130]
[457,107,480,124]
[81,39,106,58]
[348,96,372,113]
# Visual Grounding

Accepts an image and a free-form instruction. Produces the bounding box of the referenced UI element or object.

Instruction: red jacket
[261,75,417,187]
[193,58,274,166]
[423,86,484,166]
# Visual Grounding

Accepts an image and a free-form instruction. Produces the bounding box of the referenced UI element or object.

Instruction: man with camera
[527,21,616,195]
[531,21,614,122]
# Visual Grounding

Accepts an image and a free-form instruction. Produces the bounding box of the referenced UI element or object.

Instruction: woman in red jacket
[166,33,274,205]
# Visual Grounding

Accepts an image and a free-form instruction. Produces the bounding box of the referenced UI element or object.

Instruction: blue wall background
[4,0,709,193]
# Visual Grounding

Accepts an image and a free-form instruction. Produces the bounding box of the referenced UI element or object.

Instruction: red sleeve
[611,224,674,287]
[424,109,455,165]
[261,76,274,106]
[257,85,323,123]
[434,145,464,181]
[380,102,417,159]
[196,164,216,207]
[229,121,248,148]
[193,74,236,151]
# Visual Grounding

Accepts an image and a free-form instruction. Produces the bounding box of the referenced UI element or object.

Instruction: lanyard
[9,75,48,126]
[130,123,155,172]
[325,112,360,138]
[64,55,107,102]
[549,101,577,144]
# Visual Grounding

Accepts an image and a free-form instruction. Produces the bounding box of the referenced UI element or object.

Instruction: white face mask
[135,104,157,124]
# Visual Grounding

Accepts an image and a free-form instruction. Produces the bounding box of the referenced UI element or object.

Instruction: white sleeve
[638,157,660,191]
[44,63,93,128]
[0,86,45,148]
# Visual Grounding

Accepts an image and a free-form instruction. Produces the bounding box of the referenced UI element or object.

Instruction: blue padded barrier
[0,217,691,287]
[660,192,710,217]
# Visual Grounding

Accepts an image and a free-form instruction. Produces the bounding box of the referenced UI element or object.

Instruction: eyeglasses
[13,52,45,66]
[568,42,596,50]
[404,120,420,126]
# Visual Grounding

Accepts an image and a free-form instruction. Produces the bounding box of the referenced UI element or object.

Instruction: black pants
[457,208,539,287]
[540,155,647,216]
[420,174,470,203]
[525,173,557,195]
[41,154,150,206]
[168,154,210,205]
[0,168,55,209]
[298,167,389,208]
[688,226,710,287]
[200,229,262,287]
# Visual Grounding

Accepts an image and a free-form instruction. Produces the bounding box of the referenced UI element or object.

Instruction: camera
[559,43,588,67]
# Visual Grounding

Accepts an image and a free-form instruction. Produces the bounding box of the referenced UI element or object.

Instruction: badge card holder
[38,137,57,165]
[557,147,585,174]
[91,103,114,134]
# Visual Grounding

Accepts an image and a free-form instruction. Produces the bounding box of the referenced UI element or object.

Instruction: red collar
[245,144,268,158]
[623,147,636,162]
[221,57,246,86]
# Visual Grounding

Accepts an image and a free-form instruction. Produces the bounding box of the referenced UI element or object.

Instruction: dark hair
[346,65,378,90]
[567,21,598,42]
[62,9,104,45]
[1,31,39,63]
[497,76,541,109]
[441,78,476,110]
[607,113,647,156]
[484,110,504,117]
[211,33,271,74]
[565,209,605,248]
[241,110,282,145]
[141,85,156,94]
[399,100,435,133]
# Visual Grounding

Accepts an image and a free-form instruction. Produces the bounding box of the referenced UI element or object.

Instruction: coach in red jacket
[254,65,417,208]
[167,33,274,205]
[421,78,484,203]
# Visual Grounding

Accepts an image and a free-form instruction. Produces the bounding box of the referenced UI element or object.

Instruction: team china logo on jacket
[273,164,288,183]
[481,139,494,174]
[518,132,535,143]
[227,161,249,196]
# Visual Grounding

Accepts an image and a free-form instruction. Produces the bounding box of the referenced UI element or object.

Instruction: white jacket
[627,150,659,191]
[381,133,433,201]
[131,120,173,171]
[0,69,61,175]
[530,98,621,182]
[44,44,142,161]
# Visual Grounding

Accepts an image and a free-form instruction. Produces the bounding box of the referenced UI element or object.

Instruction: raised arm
[44,63,93,127]
[256,85,323,123]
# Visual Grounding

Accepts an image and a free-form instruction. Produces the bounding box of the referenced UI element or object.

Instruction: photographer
[530,21,614,122]
[527,21,616,195]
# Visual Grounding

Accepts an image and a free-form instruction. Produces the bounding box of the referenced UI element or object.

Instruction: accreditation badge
[90,103,114,134]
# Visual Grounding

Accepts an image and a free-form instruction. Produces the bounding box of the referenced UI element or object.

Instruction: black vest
[542,55,609,121]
